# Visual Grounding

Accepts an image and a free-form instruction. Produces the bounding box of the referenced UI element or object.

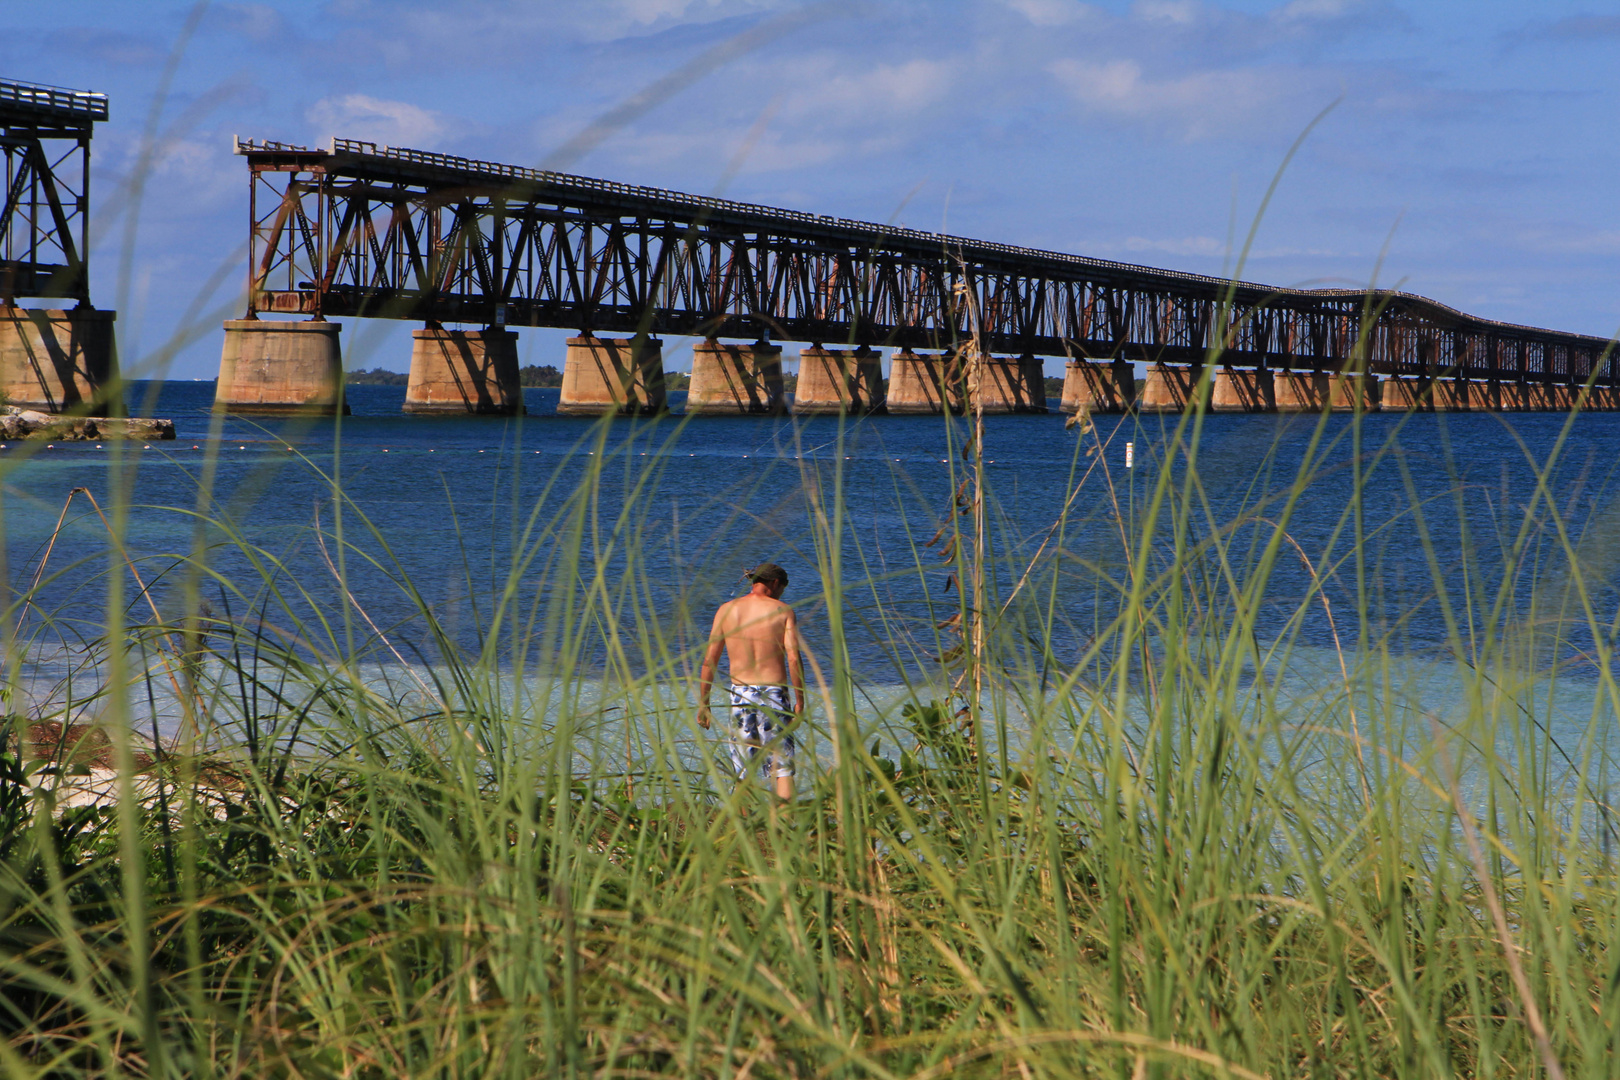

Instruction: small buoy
[144,444,151,449]
[239,445,245,450]
[46,444,54,448]
[383,449,388,452]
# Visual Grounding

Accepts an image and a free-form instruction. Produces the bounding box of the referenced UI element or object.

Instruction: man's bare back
[712,592,797,683]
[697,565,805,798]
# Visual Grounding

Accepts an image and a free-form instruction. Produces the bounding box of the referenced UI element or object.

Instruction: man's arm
[782,607,806,717]
[696,605,727,729]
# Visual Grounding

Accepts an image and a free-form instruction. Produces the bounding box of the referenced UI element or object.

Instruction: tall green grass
[2,363,1619,1079]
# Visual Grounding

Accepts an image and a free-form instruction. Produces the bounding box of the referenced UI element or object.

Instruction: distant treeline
[345,367,410,385]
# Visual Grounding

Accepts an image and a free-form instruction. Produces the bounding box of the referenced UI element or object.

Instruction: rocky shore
[2,405,175,441]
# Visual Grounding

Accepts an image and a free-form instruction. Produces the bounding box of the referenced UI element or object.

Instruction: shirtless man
[697,562,805,800]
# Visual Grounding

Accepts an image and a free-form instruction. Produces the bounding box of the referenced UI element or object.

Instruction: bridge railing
[0,79,108,121]
[232,135,1617,362]
[321,137,1246,292]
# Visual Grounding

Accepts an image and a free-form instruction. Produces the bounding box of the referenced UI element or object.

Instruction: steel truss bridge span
[239,136,1616,385]
[0,78,106,304]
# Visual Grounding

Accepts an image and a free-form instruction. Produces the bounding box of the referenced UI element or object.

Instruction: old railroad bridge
[2,76,1615,418]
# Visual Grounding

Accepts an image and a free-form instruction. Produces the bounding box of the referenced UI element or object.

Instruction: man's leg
[768,687,795,801]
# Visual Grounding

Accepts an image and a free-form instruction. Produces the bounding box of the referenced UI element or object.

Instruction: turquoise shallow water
[6,380,1620,748]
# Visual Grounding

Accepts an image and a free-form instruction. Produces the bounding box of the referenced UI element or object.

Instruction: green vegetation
[2,355,1618,1078]
[521,364,564,388]
[345,367,410,385]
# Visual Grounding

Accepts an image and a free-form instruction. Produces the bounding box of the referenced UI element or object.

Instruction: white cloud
[1124,235,1225,256]
[1512,228,1620,256]
[782,58,955,119]
[1132,0,1201,25]
[1274,0,1355,21]
[998,0,1100,27]
[1048,57,1330,140]
[305,94,445,146]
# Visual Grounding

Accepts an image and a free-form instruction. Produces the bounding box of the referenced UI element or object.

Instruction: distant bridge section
[0,78,115,414]
[0,78,104,303]
[236,135,1614,388]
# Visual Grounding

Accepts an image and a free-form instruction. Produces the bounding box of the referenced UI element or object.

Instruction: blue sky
[8,0,1619,379]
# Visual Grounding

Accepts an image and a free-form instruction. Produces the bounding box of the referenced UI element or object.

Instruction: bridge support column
[1587,384,1620,411]
[1329,372,1379,411]
[1549,383,1574,411]
[1475,381,1502,411]
[1061,360,1132,414]
[793,346,885,414]
[687,339,784,415]
[1139,364,1204,412]
[1497,382,1529,410]
[962,354,1038,413]
[887,350,959,414]
[216,319,347,415]
[1432,377,1470,412]
[1210,367,1273,412]
[0,307,118,415]
[557,334,665,416]
[1021,355,1051,412]
[1273,371,1328,411]
[405,326,523,415]
[1382,376,1433,412]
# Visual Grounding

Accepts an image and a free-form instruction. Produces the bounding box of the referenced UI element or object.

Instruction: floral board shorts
[729,684,796,781]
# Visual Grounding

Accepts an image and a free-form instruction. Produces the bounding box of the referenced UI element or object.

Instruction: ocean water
[5,379,1620,751]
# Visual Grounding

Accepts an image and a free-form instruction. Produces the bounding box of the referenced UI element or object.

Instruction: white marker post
[1125,441,1134,469]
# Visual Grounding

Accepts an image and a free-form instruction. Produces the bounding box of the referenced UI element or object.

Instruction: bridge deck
[237,136,1615,383]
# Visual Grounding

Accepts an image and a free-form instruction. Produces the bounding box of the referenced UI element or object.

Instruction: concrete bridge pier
[1516,382,1549,411]
[1210,366,1273,412]
[1138,363,1207,412]
[557,334,665,416]
[887,350,960,414]
[1022,355,1051,412]
[1329,372,1380,411]
[0,307,118,415]
[794,346,885,414]
[216,319,347,415]
[405,326,523,415]
[686,339,784,415]
[1586,384,1620,411]
[1382,376,1433,412]
[1274,371,1328,411]
[1432,377,1470,412]
[1060,359,1134,414]
[1496,381,1530,411]
[962,354,1039,413]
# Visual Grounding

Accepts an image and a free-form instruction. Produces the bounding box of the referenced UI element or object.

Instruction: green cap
[749,562,789,585]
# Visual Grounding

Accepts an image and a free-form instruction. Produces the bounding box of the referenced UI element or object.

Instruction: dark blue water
[7,380,1620,684]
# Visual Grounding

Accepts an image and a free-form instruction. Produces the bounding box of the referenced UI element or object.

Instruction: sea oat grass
[0,378,1618,1079]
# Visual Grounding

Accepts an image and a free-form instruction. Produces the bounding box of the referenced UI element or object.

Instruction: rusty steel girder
[236,136,1616,385]
[0,79,105,305]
